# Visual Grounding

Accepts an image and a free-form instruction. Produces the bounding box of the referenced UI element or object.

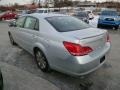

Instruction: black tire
[8,32,16,45]
[114,26,119,30]
[34,49,50,72]
[97,24,101,28]
[0,72,3,90]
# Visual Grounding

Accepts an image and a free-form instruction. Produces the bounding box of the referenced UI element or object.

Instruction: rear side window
[46,16,90,32]
[16,17,26,28]
[34,19,39,30]
[24,17,39,30]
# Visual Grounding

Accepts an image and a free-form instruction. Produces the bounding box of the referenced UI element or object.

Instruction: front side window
[24,17,37,30]
[16,17,26,28]
[46,16,90,32]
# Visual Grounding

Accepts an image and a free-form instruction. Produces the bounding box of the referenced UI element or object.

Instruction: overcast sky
[0,0,117,6]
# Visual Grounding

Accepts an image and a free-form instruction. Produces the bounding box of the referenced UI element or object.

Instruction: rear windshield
[101,11,118,16]
[46,16,90,32]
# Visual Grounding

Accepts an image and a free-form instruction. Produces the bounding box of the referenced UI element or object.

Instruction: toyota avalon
[8,13,110,76]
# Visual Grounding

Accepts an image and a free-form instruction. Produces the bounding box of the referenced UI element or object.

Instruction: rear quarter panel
[35,18,79,68]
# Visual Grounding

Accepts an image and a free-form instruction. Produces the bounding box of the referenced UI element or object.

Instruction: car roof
[22,13,68,19]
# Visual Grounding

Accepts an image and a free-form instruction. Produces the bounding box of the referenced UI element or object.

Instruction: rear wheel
[34,49,50,72]
[114,26,119,30]
[97,24,101,28]
[8,32,16,45]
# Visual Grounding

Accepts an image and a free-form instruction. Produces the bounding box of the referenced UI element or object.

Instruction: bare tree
[53,0,72,7]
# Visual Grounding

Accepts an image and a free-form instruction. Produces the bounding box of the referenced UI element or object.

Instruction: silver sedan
[8,13,111,76]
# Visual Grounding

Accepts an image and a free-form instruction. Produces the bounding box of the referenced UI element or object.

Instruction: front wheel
[34,49,50,72]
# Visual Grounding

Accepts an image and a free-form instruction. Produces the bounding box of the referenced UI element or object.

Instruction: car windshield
[101,11,118,16]
[46,16,90,32]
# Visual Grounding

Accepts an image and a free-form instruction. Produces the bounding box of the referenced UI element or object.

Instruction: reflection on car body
[73,11,89,24]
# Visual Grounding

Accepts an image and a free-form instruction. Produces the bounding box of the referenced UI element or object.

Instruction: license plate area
[100,56,105,63]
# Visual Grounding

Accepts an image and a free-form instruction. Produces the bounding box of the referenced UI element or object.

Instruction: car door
[10,16,26,46]
[19,16,39,53]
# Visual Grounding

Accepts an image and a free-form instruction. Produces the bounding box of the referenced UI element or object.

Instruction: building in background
[96,2,120,11]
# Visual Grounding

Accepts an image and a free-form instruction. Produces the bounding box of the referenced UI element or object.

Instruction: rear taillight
[63,41,93,56]
[106,33,110,42]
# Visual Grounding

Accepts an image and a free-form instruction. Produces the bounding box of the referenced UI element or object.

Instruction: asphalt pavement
[0,62,59,90]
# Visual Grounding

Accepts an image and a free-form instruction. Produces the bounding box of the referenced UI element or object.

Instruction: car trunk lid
[62,28,107,50]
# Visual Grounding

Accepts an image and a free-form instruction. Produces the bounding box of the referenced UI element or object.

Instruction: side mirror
[9,21,16,27]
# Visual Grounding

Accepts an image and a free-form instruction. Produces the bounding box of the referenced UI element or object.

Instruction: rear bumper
[58,43,111,76]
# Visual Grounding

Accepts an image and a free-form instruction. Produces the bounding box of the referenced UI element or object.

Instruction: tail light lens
[106,33,110,42]
[63,41,93,56]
